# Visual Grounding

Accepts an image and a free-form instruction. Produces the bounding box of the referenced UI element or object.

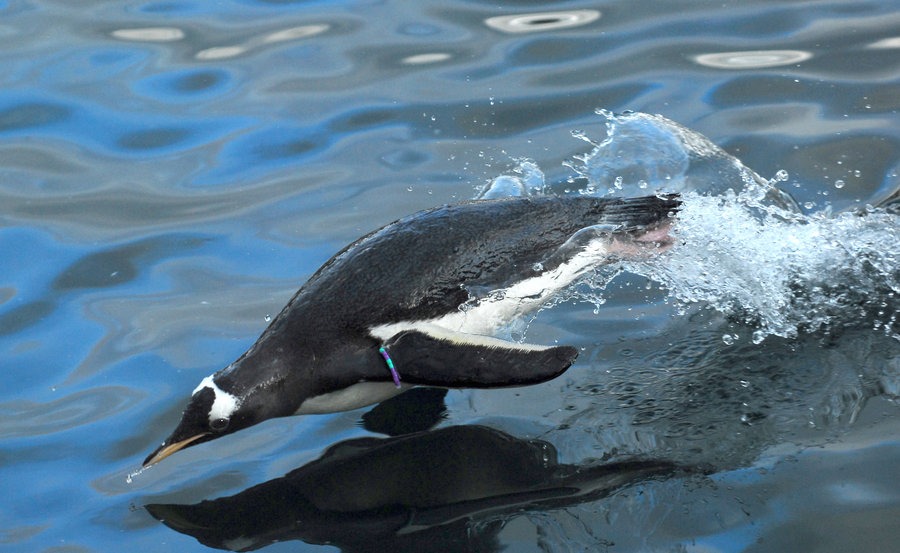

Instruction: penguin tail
[593,194,680,230]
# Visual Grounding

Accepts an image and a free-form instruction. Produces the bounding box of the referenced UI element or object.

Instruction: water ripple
[0,91,247,158]
[0,386,144,439]
[111,27,185,42]
[484,10,601,34]
[132,68,233,102]
[0,101,71,132]
[0,1,898,552]
[0,172,334,236]
[694,49,813,69]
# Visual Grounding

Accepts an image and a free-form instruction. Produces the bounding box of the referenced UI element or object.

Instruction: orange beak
[143,433,209,467]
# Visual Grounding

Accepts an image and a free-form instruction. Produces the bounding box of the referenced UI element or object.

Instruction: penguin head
[143,373,285,467]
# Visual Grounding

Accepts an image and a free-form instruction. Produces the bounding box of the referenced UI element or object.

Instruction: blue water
[2,1,899,552]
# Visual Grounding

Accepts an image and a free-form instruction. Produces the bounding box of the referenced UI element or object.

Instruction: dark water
[2,1,899,552]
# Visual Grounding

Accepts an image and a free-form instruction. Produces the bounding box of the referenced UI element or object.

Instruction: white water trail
[481,110,900,343]
[631,190,899,342]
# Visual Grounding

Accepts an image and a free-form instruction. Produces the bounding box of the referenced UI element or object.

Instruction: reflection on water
[400,52,453,65]
[110,22,333,61]
[694,49,813,69]
[484,10,601,34]
[195,25,331,61]
[111,27,185,42]
[1,1,899,552]
[869,36,900,49]
[146,425,684,552]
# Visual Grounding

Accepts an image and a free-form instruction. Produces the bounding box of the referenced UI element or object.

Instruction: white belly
[369,233,618,345]
[296,381,413,414]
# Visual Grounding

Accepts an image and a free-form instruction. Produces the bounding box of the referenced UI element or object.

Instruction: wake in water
[638,191,899,343]
[469,112,900,553]
[479,110,900,344]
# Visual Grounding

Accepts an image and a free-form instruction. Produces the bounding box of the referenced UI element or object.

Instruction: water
[563,112,899,343]
[2,1,899,552]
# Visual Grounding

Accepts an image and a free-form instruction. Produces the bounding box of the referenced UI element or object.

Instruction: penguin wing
[379,328,577,388]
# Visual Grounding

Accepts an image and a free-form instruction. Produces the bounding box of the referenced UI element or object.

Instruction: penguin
[143,194,679,466]
[146,425,683,550]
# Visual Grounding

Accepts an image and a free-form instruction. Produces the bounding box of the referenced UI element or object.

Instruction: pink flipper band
[378,346,402,388]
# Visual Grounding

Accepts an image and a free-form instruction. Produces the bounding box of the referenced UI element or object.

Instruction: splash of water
[481,110,900,343]
[476,158,547,199]
[125,465,149,484]
[633,191,899,342]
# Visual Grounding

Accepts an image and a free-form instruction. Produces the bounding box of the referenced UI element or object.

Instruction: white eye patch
[193,375,241,424]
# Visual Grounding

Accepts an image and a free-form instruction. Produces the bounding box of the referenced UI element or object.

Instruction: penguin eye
[210,418,229,432]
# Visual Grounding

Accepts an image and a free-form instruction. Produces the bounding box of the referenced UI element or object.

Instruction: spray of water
[481,110,900,343]
[634,190,899,343]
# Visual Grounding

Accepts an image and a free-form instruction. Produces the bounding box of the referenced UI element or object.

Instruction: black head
[143,376,276,466]
[142,328,373,467]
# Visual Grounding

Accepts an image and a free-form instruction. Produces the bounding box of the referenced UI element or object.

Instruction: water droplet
[722,334,735,345]
[126,466,147,484]
[834,179,845,189]
[532,262,544,272]
[264,314,272,322]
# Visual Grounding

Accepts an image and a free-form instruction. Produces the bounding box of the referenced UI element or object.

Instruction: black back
[285,194,678,334]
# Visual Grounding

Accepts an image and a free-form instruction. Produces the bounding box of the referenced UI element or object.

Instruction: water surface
[1,1,898,552]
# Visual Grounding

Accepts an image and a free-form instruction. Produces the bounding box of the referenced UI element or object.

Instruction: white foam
[625,191,900,342]
[480,110,899,344]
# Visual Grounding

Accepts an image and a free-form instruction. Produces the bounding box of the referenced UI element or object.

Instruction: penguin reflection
[146,424,683,552]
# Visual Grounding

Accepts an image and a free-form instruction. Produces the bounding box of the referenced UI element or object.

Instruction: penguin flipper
[380,328,578,388]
